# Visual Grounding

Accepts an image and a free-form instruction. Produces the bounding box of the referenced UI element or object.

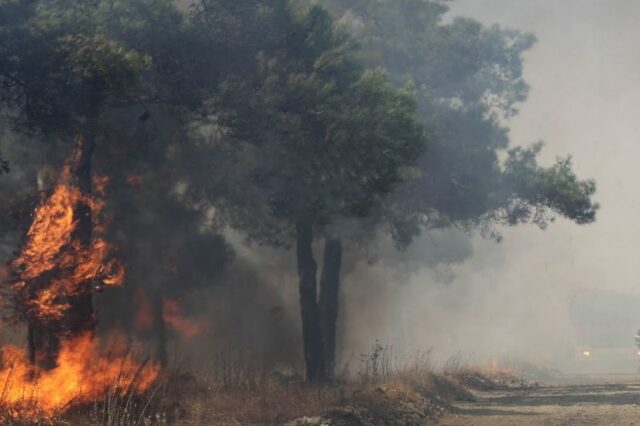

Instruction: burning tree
[0,0,211,358]
[0,0,197,418]
[11,164,125,366]
[0,156,160,421]
[0,1,151,368]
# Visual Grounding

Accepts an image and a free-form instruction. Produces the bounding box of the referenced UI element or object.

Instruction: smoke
[1,0,636,377]
[333,0,640,373]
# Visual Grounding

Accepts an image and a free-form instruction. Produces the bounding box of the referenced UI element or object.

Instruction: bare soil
[439,375,640,426]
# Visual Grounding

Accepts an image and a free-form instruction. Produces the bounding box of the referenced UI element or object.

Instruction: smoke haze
[0,0,632,377]
[342,0,640,373]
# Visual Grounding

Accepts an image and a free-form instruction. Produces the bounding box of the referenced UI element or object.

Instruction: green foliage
[0,0,189,135]
[0,0,599,253]
[316,0,597,248]
[501,142,598,227]
[318,0,535,117]
[59,33,151,94]
[207,4,426,239]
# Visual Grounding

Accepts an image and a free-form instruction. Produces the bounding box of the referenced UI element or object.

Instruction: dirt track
[438,375,640,425]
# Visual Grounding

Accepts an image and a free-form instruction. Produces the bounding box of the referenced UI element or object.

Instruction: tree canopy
[316,0,598,245]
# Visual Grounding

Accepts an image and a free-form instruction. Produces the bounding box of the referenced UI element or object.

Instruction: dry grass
[178,381,340,425]
[0,344,535,425]
[167,352,341,425]
[166,344,520,425]
[356,341,434,385]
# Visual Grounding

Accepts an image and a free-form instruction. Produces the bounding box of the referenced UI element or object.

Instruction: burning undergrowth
[0,333,160,422]
[0,154,161,421]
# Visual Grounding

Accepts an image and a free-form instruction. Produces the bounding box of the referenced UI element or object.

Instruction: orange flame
[125,173,143,187]
[133,289,154,332]
[163,298,201,340]
[483,358,518,377]
[1,162,159,420]
[0,333,160,421]
[133,291,203,340]
[10,166,124,322]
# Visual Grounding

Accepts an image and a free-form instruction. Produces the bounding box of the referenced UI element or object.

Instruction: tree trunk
[64,110,99,334]
[319,237,342,378]
[27,321,59,369]
[28,110,98,368]
[296,219,326,382]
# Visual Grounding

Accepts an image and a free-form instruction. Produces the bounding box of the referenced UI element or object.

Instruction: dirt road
[438,375,640,425]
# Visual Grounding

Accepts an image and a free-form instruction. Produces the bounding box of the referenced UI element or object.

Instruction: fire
[133,289,154,332]
[162,298,201,339]
[10,166,124,322]
[132,291,203,340]
[125,173,143,187]
[483,358,517,377]
[0,333,160,420]
[0,159,160,420]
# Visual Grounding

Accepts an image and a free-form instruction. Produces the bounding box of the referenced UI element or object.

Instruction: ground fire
[0,153,159,420]
[0,333,159,420]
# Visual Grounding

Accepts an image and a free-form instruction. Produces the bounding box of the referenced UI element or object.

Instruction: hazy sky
[448,0,640,294]
[455,0,640,367]
[342,1,640,373]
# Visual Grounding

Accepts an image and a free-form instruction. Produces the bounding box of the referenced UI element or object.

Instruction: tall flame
[11,166,124,322]
[1,163,159,420]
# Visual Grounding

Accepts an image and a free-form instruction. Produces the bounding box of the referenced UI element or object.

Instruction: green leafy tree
[189,3,427,381]
[308,0,599,375]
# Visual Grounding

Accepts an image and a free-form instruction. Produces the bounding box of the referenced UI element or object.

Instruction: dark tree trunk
[296,219,326,382]
[64,110,99,334]
[319,237,342,378]
[28,110,98,368]
[27,322,59,369]
[152,289,168,367]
